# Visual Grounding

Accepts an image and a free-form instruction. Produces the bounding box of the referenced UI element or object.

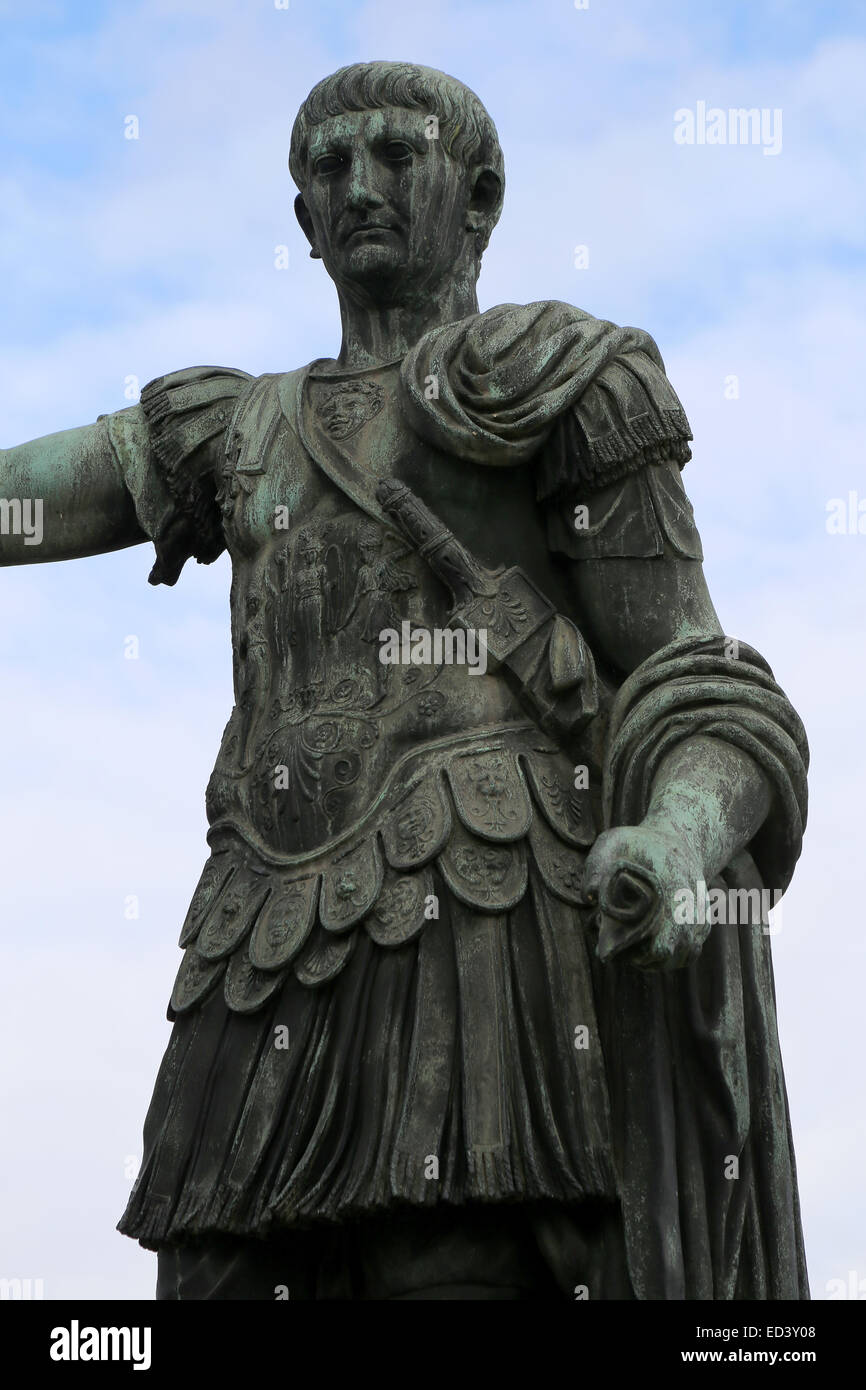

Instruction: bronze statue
[0,62,809,1300]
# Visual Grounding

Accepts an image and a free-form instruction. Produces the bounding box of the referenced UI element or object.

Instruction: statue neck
[333,276,479,370]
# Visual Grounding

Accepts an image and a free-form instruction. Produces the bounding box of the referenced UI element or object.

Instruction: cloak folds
[599,637,809,1300]
[400,298,694,485]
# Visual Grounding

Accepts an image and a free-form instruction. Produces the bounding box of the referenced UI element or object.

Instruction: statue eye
[314,153,345,176]
[382,140,412,163]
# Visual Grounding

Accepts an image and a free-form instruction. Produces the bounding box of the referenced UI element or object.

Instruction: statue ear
[294,194,322,259]
[466,167,503,251]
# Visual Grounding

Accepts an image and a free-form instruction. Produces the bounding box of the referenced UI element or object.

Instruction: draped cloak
[108,301,809,1299]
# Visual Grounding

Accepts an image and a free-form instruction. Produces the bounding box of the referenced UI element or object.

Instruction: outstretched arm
[2,367,254,584]
[0,410,148,566]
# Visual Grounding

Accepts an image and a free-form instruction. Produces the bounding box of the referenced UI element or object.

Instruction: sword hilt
[376,478,497,607]
[376,476,600,739]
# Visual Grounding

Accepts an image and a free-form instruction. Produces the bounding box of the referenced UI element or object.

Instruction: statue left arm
[550,460,776,969]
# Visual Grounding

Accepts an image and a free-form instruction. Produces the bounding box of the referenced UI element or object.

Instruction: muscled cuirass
[169,360,596,1014]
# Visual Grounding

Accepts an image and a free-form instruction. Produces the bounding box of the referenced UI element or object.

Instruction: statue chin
[339,239,407,287]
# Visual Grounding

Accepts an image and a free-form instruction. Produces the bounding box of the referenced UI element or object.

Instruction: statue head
[289,62,504,303]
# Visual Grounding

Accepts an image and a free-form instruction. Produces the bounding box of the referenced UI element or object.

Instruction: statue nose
[346,153,386,210]
[346,185,386,212]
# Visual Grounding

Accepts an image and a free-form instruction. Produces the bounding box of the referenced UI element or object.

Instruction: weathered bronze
[1,62,809,1300]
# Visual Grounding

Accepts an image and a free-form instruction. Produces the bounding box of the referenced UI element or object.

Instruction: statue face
[297,106,475,300]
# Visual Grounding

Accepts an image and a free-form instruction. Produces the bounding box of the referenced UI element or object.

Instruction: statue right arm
[0,409,149,566]
[1,366,255,583]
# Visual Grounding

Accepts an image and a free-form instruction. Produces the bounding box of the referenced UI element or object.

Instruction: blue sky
[1,0,864,1300]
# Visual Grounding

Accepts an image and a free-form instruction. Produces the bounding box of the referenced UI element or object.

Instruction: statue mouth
[344,223,398,242]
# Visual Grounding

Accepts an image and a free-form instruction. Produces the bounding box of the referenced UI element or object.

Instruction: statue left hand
[581,823,710,970]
